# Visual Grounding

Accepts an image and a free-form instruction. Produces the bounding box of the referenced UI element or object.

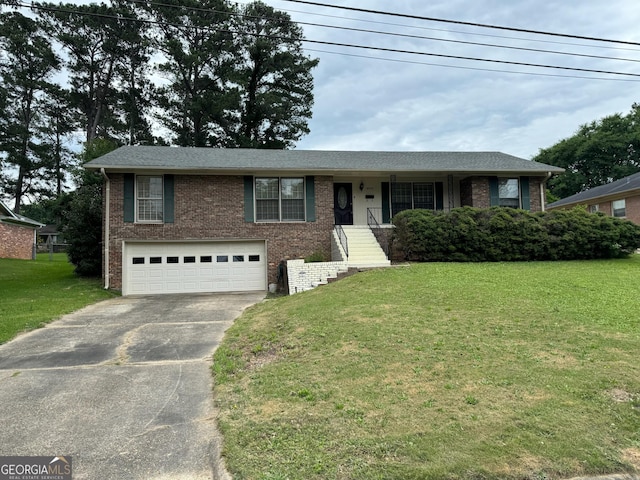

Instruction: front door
[334,183,353,225]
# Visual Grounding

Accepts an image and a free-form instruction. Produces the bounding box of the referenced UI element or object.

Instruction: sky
[246,0,640,159]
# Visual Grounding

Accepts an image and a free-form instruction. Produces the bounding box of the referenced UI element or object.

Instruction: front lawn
[0,254,116,343]
[213,257,640,480]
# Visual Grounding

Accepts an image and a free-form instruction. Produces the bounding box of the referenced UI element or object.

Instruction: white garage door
[123,241,267,295]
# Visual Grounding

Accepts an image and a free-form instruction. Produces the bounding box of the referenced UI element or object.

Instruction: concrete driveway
[0,292,265,480]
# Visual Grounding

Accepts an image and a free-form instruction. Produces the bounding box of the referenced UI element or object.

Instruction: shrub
[392,206,640,262]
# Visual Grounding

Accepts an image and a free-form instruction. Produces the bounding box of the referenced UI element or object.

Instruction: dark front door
[334,183,353,225]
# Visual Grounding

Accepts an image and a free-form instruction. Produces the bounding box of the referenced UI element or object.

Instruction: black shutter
[305,176,315,222]
[382,182,390,223]
[435,182,444,210]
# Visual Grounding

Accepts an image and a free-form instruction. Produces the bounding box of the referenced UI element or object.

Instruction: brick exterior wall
[460,176,545,211]
[460,177,491,208]
[585,194,640,225]
[105,174,335,290]
[0,222,35,260]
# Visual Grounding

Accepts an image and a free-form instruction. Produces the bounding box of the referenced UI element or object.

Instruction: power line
[281,0,640,47]
[128,0,640,64]
[16,1,640,80]
[299,37,640,78]
[304,48,640,82]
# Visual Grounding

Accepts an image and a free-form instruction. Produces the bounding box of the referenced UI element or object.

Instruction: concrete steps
[339,226,391,268]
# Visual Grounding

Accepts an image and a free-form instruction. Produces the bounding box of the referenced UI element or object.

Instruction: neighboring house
[85,146,563,295]
[0,200,44,260]
[546,171,640,223]
[37,224,66,253]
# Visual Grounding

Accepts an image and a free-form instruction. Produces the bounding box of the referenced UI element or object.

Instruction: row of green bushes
[392,206,640,262]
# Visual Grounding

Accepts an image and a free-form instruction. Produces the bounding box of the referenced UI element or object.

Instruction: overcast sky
[249,0,640,159]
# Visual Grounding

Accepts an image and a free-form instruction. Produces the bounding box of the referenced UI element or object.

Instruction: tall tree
[39,85,75,197]
[0,11,60,212]
[40,2,131,143]
[146,0,238,147]
[232,1,318,149]
[534,104,640,199]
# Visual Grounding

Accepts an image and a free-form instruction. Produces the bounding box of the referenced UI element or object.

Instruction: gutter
[541,171,552,212]
[100,168,110,290]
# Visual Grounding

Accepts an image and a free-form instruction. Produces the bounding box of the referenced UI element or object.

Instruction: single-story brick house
[546,171,640,223]
[85,146,563,295]
[0,200,44,260]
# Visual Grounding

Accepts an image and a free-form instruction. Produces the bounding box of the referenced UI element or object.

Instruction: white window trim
[254,177,306,223]
[612,199,626,218]
[136,175,164,224]
[498,178,521,208]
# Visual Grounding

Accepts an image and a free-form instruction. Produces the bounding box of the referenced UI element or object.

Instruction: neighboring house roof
[38,224,60,235]
[84,146,564,175]
[0,200,44,228]
[547,171,640,209]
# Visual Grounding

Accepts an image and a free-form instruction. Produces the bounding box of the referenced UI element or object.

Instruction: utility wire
[129,0,640,60]
[305,47,640,82]
[252,1,640,53]
[18,1,640,79]
[281,0,640,47]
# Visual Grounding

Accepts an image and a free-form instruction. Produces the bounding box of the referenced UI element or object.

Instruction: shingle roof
[0,200,44,228]
[547,171,640,208]
[84,146,564,174]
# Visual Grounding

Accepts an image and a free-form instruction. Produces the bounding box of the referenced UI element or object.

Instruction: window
[255,177,304,221]
[498,178,520,208]
[612,199,626,217]
[132,257,145,265]
[167,256,179,264]
[137,175,163,222]
[200,256,212,263]
[184,256,196,263]
[589,204,599,213]
[217,255,228,263]
[233,255,245,262]
[391,182,435,216]
[150,257,162,264]
[249,255,260,262]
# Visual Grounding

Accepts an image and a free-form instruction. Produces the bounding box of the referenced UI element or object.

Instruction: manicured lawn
[213,257,640,480]
[0,254,117,343]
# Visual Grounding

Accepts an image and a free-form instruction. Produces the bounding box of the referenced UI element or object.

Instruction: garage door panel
[124,241,266,295]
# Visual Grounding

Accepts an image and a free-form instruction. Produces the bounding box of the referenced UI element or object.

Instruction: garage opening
[123,241,267,295]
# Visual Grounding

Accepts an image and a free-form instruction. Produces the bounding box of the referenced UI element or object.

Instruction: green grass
[213,257,640,480]
[0,254,117,343]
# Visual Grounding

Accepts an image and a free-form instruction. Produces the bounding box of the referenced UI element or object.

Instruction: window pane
[281,178,304,200]
[137,175,163,221]
[391,183,412,216]
[499,178,520,208]
[413,183,434,210]
[612,199,626,217]
[256,199,279,221]
[138,199,163,221]
[282,199,305,221]
[255,178,279,200]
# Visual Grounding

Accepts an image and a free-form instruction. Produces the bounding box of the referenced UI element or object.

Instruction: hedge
[392,206,640,262]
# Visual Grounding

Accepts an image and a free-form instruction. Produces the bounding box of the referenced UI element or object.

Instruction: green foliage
[392,207,640,262]
[304,251,326,263]
[61,139,118,276]
[533,103,640,199]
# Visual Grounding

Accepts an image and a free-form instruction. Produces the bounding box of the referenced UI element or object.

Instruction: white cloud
[265,0,640,158]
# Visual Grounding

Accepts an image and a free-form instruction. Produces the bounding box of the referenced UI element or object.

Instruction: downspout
[100,168,110,289]
[541,172,552,212]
